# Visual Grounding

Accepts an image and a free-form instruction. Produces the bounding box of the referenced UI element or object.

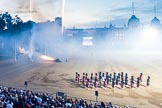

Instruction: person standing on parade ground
[102,73,105,78]
[121,72,124,79]
[121,77,124,89]
[102,73,105,80]
[78,74,80,84]
[83,73,85,79]
[106,72,110,87]
[113,72,116,87]
[125,73,128,86]
[85,73,88,81]
[86,78,90,88]
[82,73,86,86]
[139,73,143,83]
[106,72,109,79]
[75,72,78,82]
[116,74,120,86]
[90,73,94,83]
[24,81,28,91]
[137,77,140,88]
[103,77,107,87]
[118,73,121,82]
[109,73,112,83]
[121,72,124,84]
[147,76,150,87]
[99,72,102,80]
[131,76,134,88]
[102,73,105,87]
[113,72,116,81]
[99,72,102,87]
[112,78,115,88]
[94,73,98,88]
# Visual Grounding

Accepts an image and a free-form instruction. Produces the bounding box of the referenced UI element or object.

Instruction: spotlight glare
[140,27,159,42]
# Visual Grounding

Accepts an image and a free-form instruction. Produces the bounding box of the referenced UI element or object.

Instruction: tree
[1,12,12,31]
[0,16,6,31]
[12,15,23,34]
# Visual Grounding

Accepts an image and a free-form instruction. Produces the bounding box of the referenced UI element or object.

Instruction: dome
[151,17,160,25]
[109,23,114,29]
[128,15,140,28]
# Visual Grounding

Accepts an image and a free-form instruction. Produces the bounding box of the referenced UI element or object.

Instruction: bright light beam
[140,27,159,43]
[137,27,161,51]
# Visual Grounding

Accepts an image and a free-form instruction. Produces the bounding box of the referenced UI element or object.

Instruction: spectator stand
[0,85,138,108]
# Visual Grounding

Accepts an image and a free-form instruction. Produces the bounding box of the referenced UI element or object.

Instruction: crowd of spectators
[0,85,131,108]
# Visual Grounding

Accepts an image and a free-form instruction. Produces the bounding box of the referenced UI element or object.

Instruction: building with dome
[151,17,160,26]
[151,6,160,27]
[128,3,140,29]
[128,15,140,29]
[64,3,161,47]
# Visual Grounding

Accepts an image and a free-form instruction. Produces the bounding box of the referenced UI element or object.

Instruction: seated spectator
[107,102,113,108]
[65,99,72,107]
[0,84,135,108]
